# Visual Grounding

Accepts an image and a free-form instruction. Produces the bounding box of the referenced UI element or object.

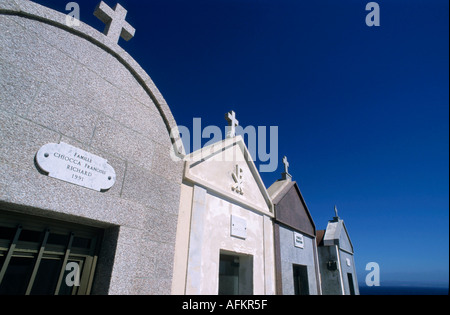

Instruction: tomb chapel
[0,0,184,294]
[172,111,276,295]
[268,158,322,295]
[316,207,360,295]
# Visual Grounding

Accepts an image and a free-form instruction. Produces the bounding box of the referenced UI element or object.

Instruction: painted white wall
[183,185,275,294]
[172,137,275,295]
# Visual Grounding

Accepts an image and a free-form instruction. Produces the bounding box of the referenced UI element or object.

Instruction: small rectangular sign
[294,232,304,249]
[231,215,247,239]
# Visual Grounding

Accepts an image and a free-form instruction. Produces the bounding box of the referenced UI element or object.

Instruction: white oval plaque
[36,142,116,192]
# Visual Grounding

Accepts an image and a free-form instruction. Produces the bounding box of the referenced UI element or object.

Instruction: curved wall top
[0,0,184,156]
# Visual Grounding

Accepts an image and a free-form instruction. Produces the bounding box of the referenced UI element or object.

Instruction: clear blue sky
[35,0,449,287]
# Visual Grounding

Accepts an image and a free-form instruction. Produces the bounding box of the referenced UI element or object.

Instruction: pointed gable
[183,135,273,216]
[269,180,316,237]
[322,218,354,254]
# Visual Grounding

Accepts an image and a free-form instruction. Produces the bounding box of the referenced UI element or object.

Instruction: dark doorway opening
[347,273,356,295]
[293,264,309,295]
[218,252,253,295]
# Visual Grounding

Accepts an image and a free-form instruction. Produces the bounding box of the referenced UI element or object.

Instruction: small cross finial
[281,156,292,181]
[94,2,136,44]
[334,205,339,218]
[225,110,239,138]
[282,156,289,174]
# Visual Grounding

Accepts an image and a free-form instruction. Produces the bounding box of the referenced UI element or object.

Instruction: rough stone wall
[0,1,183,294]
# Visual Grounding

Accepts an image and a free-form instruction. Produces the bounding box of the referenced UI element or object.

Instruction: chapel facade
[268,165,322,295]
[316,210,360,295]
[172,134,276,295]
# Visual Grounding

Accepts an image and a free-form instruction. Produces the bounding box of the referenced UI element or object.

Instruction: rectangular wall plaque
[231,215,247,239]
[294,232,304,249]
[36,142,116,192]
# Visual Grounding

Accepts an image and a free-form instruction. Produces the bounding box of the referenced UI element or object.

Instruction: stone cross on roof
[334,205,339,218]
[225,110,239,138]
[281,156,292,181]
[94,1,136,44]
[282,156,289,174]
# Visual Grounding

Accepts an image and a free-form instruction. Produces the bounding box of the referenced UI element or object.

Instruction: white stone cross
[225,110,239,138]
[282,156,289,174]
[94,1,136,44]
[334,205,339,218]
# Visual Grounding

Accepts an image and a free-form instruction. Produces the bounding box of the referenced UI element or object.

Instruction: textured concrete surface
[318,218,360,295]
[0,0,184,295]
[278,226,319,295]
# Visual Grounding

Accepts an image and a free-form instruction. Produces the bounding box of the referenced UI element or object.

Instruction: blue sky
[34,0,449,288]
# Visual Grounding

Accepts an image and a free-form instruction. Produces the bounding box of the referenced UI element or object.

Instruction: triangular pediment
[270,181,316,237]
[323,219,354,253]
[183,136,273,216]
